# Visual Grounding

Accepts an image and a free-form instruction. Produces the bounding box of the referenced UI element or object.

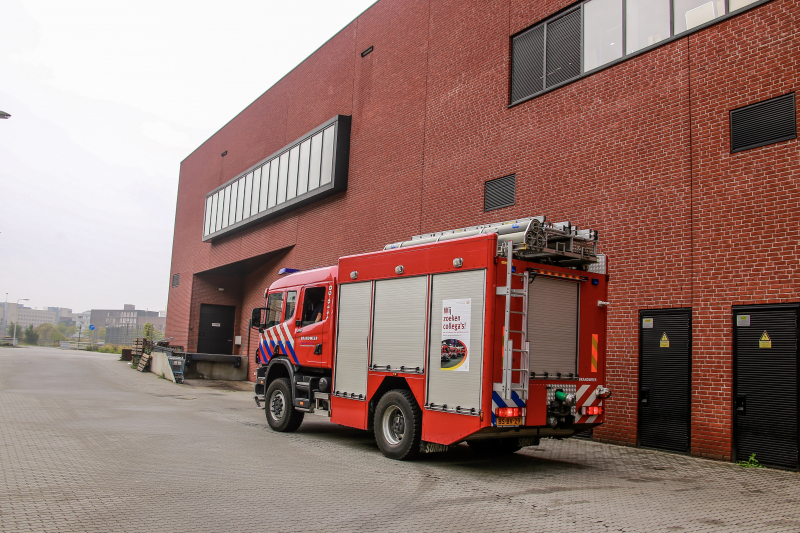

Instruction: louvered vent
[484,175,516,211]
[171,273,180,288]
[730,93,797,153]
[546,10,581,88]
[511,25,545,103]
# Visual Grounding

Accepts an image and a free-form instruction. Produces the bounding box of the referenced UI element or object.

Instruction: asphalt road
[2,346,800,533]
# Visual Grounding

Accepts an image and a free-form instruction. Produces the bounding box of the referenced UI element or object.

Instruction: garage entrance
[197,304,236,355]
[638,309,691,452]
[734,304,798,469]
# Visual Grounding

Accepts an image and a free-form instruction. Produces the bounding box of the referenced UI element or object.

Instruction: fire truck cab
[252,217,610,460]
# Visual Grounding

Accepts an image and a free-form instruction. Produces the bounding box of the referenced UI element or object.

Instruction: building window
[172,273,180,288]
[511,0,766,104]
[202,115,351,242]
[484,175,516,211]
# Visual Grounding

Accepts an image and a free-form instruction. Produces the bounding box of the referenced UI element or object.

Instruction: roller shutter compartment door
[426,269,486,413]
[639,310,690,453]
[197,304,236,355]
[735,307,798,469]
[333,282,372,399]
[528,276,578,377]
[371,276,427,372]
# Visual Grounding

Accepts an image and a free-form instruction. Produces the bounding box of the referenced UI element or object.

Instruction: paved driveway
[2,346,799,533]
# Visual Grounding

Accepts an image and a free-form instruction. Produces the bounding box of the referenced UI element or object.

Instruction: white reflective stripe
[281,322,294,346]
[273,324,287,344]
[576,384,591,403]
[582,389,598,407]
[585,415,598,424]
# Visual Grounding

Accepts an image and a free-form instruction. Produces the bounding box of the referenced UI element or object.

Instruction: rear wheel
[466,438,522,455]
[374,389,422,460]
[265,378,304,432]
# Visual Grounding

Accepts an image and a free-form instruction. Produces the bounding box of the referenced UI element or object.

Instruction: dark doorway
[197,304,236,355]
[734,305,798,469]
[638,309,691,452]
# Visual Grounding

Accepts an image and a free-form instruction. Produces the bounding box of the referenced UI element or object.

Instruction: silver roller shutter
[528,276,578,376]
[334,281,372,398]
[371,276,428,371]
[426,269,486,412]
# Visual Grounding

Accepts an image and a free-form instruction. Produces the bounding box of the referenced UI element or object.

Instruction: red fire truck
[251,217,610,460]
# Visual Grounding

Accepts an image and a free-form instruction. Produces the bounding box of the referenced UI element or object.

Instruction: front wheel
[265,378,304,432]
[374,389,422,460]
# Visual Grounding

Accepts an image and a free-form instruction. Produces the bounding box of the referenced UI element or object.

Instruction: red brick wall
[166,0,799,460]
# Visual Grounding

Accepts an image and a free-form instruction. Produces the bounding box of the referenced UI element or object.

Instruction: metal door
[638,309,691,452]
[734,305,798,469]
[197,304,236,354]
[333,281,372,399]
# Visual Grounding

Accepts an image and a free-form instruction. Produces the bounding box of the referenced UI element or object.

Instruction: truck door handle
[735,394,746,416]
[639,388,650,406]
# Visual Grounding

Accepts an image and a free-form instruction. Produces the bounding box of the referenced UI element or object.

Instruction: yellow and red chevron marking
[591,334,598,373]
[574,384,604,424]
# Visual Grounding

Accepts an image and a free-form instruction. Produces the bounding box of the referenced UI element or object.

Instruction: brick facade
[167,0,800,460]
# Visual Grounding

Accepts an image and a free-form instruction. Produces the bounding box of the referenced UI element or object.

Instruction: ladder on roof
[497,240,530,402]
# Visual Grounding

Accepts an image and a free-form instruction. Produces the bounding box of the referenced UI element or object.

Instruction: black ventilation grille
[731,93,797,153]
[484,175,516,211]
[511,25,544,103]
[545,10,581,88]
[171,273,180,288]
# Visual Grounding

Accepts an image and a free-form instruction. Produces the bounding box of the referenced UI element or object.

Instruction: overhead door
[197,304,236,355]
[371,276,428,373]
[528,276,578,378]
[734,306,798,469]
[638,309,691,452]
[333,281,372,399]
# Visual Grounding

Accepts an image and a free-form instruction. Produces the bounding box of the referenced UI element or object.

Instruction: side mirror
[251,308,267,331]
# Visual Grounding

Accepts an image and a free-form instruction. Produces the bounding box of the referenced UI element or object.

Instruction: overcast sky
[1,0,376,314]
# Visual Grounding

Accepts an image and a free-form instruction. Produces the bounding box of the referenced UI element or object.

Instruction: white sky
[0,0,376,314]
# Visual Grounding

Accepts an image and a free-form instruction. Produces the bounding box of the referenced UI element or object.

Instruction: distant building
[1,305,58,330]
[90,306,166,345]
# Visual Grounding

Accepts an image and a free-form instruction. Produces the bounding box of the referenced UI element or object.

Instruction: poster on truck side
[441,298,470,371]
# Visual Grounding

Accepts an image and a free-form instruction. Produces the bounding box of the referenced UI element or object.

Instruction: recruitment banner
[441,298,470,371]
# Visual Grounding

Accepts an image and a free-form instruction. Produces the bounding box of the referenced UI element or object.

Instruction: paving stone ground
[1,346,799,533]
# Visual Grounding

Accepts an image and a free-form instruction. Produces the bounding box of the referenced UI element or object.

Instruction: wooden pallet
[137,354,152,372]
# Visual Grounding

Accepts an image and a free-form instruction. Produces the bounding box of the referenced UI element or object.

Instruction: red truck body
[253,226,608,459]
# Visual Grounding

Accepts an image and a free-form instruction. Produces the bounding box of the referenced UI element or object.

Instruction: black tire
[466,438,522,456]
[265,378,304,432]
[374,389,422,460]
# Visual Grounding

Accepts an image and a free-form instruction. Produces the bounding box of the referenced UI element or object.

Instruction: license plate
[496,416,523,426]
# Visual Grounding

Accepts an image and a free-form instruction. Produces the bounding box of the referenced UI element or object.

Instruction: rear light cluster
[580,406,603,416]
[495,407,522,417]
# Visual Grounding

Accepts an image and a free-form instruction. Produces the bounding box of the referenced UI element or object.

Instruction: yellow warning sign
[759,331,772,349]
[660,333,670,348]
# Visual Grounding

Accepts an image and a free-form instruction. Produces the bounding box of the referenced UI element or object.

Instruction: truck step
[254,395,265,409]
[311,409,331,417]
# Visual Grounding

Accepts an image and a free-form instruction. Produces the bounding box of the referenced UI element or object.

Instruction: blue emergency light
[278,268,301,275]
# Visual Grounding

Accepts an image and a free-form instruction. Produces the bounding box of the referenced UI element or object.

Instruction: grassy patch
[737,453,763,468]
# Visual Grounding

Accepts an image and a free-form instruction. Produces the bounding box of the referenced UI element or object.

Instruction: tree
[35,324,66,343]
[141,323,165,343]
[23,325,39,345]
[6,322,16,337]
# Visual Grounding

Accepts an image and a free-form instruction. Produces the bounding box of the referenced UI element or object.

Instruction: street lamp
[12,299,29,346]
